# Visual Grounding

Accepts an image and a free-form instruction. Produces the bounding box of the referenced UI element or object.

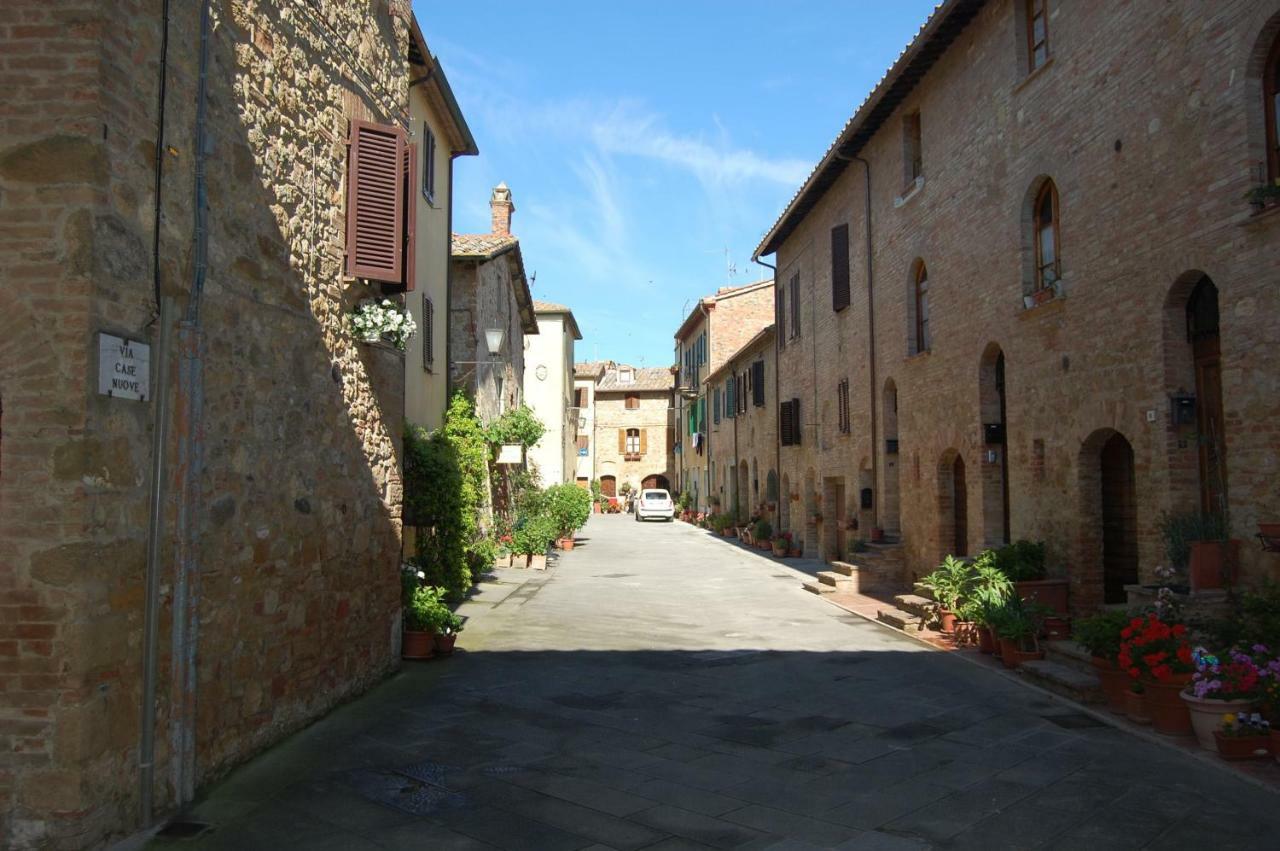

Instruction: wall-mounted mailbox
[983,423,1006,445]
[1171,392,1197,426]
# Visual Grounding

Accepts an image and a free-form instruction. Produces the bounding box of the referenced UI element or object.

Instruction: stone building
[572,361,609,486]
[672,280,775,511]
[593,365,675,500]
[0,1,434,846]
[754,0,1280,608]
[404,22,477,432]
[523,301,582,485]
[705,327,779,526]
[449,184,537,425]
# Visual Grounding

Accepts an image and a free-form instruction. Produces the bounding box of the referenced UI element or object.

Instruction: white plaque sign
[98,333,150,401]
[495,444,523,465]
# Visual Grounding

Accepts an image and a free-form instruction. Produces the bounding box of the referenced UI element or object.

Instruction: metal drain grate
[155,820,213,840]
[343,764,465,817]
[1041,712,1106,729]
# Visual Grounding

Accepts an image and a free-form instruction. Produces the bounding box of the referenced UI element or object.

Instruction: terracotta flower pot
[559,537,575,551]
[435,633,457,657]
[976,625,996,654]
[999,637,1043,669]
[1189,539,1240,590]
[1014,579,1070,616]
[1141,675,1193,736]
[1041,616,1071,640]
[1181,690,1255,751]
[1092,657,1130,715]
[1214,731,1271,760]
[1125,688,1151,725]
[402,630,436,660]
[938,609,958,634]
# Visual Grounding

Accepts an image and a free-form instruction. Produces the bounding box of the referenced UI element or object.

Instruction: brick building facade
[705,327,779,526]
[0,1,441,846]
[592,365,675,500]
[672,280,774,511]
[754,0,1280,608]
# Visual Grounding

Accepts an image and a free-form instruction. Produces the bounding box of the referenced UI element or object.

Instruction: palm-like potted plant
[962,562,1013,652]
[918,555,975,634]
[990,598,1046,668]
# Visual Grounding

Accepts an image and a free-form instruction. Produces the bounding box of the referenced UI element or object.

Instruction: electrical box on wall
[1170,392,1197,426]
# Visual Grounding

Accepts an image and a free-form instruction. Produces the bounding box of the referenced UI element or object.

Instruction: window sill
[1018,291,1066,319]
[904,349,931,364]
[1020,281,1066,315]
[1012,56,1054,95]
[894,175,925,208]
[1236,202,1280,228]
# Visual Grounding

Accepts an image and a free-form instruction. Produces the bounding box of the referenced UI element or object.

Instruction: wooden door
[1188,277,1227,515]
[1101,433,1138,603]
[601,476,616,498]
[953,456,968,556]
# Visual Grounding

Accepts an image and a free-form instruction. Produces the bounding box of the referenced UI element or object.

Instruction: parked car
[635,489,675,522]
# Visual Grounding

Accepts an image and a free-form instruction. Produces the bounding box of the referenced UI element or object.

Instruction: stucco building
[672,280,775,511]
[449,184,537,425]
[593,365,675,500]
[572,361,609,485]
[754,0,1280,609]
[0,1,434,845]
[524,301,583,485]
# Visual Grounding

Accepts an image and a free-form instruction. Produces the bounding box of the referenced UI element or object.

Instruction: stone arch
[881,378,901,537]
[1078,428,1138,608]
[937,449,968,561]
[978,343,1010,547]
[641,473,670,491]
[1246,10,1280,182]
[1162,271,1228,519]
[1019,175,1060,298]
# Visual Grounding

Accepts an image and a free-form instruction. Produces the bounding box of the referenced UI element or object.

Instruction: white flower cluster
[351,298,416,351]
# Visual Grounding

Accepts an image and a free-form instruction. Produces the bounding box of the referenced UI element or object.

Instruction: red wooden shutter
[345,119,406,283]
[402,143,417,291]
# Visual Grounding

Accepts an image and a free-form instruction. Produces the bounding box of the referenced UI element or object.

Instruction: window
[713,388,721,425]
[421,123,437,203]
[780,398,802,446]
[738,374,747,415]
[574,387,587,409]
[913,261,930,354]
[725,378,736,419]
[622,428,645,459]
[903,111,923,185]
[576,435,589,452]
[1026,0,1048,72]
[831,224,850,312]
[625,393,640,410]
[625,429,641,455]
[1267,32,1280,183]
[789,273,801,339]
[837,379,851,434]
[1033,180,1060,291]
[777,282,787,349]
[422,294,434,371]
[620,368,634,384]
[346,119,415,289]
[752,361,765,407]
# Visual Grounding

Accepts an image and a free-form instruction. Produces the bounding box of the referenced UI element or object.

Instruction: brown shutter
[618,429,626,453]
[422,294,434,370]
[780,400,792,446]
[640,429,648,455]
[831,224,849,311]
[402,143,417,291]
[792,398,802,445]
[345,119,406,283]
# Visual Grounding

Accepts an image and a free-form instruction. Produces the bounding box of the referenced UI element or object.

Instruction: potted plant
[434,608,464,656]
[990,599,1045,668]
[772,533,789,557]
[918,555,975,634]
[402,581,443,660]
[1181,647,1262,750]
[1259,653,1280,762]
[513,514,555,569]
[966,563,1014,654]
[1214,712,1272,759]
[1074,610,1133,715]
[1118,612,1194,735]
[350,298,417,350]
[979,541,1068,616]
[1244,181,1280,213]
[1162,511,1237,590]
[754,519,773,550]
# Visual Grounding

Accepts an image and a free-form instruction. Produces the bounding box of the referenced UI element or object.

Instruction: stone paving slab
[149,515,1280,850]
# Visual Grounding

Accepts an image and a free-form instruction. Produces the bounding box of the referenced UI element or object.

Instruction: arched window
[1267,33,1280,182]
[913,261,930,354]
[1033,180,1060,291]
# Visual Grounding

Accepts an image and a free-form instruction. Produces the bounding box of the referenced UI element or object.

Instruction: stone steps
[802,580,832,596]
[1017,659,1104,705]
[1043,639,1095,675]
[892,594,933,619]
[876,606,924,632]
[817,571,855,592]
[829,560,888,592]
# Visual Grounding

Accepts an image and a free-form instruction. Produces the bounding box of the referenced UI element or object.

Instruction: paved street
[159,515,1280,850]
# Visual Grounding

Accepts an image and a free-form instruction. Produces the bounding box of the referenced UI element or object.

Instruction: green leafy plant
[620,482,633,496]
[708,513,733,534]
[590,478,603,503]
[404,584,448,633]
[1158,511,1228,570]
[544,483,592,539]
[988,598,1046,648]
[484,404,546,448]
[512,513,557,555]
[404,423,468,598]
[918,555,976,612]
[753,519,773,541]
[1073,610,1131,661]
[677,491,691,511]
[974,540,1046,582]
[957,561,1014,623]
[1244,182,1280,207]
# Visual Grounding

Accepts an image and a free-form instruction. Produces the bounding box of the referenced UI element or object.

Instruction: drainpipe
[752,258,779,518]
[139,0,173,827]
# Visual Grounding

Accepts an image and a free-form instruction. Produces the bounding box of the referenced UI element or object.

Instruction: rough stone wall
[0,0,410,846]
[707,335,778,525]
[449,256,527,426]
[772,0,1280,602]
[594,391,674,495]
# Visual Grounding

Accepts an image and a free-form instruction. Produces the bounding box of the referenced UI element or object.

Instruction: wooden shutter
[790,274,801,338]
[791,398,802,445]
[422,294,434,370]
[752,361,765,407]
[345,119,407,283]
[777,284,786,349]
[423,124,437,201]
[780,400,792,446]
[739,375,747,414]
[618,429,626,453]
[401,143,417,291]
[640,429,648,455]
[831,224,850,311]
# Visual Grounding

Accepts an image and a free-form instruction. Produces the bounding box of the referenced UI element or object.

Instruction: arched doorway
[938,451,968,559]
[979,344,1010,546]
[1187,277,1227,514]
[882,379,901,537]
[600,475,616,499]
[641,474,670,491]
[1100,432,1138,603]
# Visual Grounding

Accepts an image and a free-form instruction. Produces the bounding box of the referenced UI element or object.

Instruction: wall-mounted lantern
[484,328,506,357]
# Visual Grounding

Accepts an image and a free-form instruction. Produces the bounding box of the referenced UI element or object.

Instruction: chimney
[490,182,515,236]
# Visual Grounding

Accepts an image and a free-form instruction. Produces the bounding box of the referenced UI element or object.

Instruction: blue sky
[414,1,940,368]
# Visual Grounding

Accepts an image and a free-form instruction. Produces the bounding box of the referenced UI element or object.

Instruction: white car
[635,488,675,522]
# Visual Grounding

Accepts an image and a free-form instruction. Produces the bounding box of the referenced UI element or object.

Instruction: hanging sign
[495,444,523,465]
[97,333,150,401]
